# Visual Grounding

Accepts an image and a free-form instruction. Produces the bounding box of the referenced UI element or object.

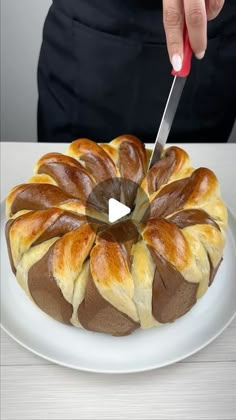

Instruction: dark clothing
[38,0,236,143]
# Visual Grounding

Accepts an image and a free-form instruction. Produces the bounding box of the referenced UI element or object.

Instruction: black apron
[38,0,236,143]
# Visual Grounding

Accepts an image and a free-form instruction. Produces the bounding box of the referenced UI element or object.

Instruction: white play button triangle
[108,198,131,223]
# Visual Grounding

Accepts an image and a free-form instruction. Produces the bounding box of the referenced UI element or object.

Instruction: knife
[148,27,193,169]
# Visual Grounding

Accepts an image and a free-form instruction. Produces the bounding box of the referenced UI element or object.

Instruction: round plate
[1,203,236,373]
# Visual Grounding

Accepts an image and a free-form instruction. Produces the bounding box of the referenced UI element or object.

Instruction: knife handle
[171,26,192,77]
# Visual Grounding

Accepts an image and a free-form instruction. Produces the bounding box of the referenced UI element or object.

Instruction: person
[37,0,236,143]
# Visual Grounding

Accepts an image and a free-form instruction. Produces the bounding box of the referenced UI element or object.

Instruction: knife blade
[148,28,193,169]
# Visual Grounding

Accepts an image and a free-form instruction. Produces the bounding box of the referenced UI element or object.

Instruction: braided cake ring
[5,135,227,336]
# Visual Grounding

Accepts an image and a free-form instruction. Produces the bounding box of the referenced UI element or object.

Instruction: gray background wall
[1,0,51,142]
[0,0,235,142]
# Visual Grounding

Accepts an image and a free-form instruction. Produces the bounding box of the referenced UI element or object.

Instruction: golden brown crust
[28,245,73,325]
[8,184,77,216]
[112,135,147,207]
[78,272,139,336]
[67,138,118,182]
[167,209,220,231]
[110,135,147,177]
[142,218,193,274]
[36,153,96,201]
[90,222,139,322]
[7,208,63,270]
[27,223,96,324]
[5,137,228,335]
[150,249,198,323]
[146,146,190,195]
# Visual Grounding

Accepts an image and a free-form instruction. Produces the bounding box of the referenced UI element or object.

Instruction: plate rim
[1,310,236,374]
[1,205,236,374]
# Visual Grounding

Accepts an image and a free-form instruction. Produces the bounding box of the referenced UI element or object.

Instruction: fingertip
[195,50,205,60]
[184,0,207,63]
[188,34,207,63]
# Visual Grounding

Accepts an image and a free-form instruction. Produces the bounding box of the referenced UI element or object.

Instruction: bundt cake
[5,135,228,336]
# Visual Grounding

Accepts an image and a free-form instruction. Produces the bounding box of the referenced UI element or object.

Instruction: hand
[163,0,225,71]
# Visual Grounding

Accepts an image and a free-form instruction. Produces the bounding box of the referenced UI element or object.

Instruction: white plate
[1,202,236,373]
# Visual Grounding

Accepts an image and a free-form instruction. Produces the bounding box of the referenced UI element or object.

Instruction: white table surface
[1,142,236,420]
